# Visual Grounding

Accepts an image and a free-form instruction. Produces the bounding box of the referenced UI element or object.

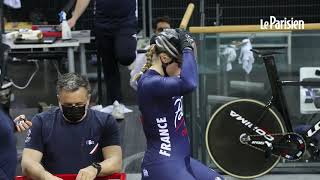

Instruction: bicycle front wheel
[205,99,285,179]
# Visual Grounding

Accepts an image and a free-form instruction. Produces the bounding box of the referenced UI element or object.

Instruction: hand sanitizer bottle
[59,11,72,40]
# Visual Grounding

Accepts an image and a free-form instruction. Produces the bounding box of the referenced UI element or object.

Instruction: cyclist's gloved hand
[175,28,194,52]
[150,34,156,45]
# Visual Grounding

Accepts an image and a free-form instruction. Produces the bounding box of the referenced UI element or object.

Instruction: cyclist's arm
[143,49,197,97]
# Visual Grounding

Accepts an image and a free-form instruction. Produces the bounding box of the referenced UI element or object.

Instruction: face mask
[61,105,86,123]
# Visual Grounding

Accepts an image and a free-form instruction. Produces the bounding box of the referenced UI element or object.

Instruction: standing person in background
[153,16,172,35]
[134,29,224,180]
[68,0,137,119]
[130,16,172,90]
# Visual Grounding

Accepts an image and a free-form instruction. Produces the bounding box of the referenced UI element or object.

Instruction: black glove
[150,34,157,45]
[176,29,194,52]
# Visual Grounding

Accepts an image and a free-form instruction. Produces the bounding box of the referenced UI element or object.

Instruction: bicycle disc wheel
[205,99,285,179]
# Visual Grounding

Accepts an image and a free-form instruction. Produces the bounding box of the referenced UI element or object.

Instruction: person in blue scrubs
[0,43,32,180]
[0,87,32,180]
[134,29,225,180]
[0,109,17,180]
[21,73,122,180]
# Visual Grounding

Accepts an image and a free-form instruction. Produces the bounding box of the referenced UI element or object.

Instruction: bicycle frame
[262,54,320,139]
[205,50,320,178]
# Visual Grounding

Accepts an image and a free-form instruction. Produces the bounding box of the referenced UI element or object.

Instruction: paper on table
[4,0,21,8]
[91,104,133,114]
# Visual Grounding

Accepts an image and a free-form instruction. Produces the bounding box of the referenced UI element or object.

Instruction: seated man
[21,73,122,180]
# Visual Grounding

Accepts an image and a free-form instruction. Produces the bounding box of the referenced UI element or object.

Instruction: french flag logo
[89,143,99,155]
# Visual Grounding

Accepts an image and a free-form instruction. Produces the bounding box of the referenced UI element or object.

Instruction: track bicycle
[205,48,320,179]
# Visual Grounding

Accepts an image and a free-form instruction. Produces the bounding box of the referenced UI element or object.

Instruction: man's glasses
[156,27,170,33]
[157,28,165,32]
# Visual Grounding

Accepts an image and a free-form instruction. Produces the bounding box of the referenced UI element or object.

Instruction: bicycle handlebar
[250,48,285,57]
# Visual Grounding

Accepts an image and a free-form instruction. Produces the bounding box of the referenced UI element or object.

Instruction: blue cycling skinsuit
[137,49,224,180]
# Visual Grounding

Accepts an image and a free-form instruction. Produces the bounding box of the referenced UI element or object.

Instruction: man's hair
[152,16,172,30]
[56,73,91,94]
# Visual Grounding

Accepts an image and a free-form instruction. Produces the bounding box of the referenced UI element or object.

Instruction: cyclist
[134,29,224,180]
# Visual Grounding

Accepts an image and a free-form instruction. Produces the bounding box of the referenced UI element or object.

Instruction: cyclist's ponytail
[133,44,155,81]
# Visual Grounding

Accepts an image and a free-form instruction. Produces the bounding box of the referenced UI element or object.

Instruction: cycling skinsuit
[137,49,224,180]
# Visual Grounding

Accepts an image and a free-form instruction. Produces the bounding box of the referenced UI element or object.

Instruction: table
[71,30,91,75]
[3,30,91,74]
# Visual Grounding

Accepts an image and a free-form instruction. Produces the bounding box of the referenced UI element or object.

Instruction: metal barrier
[189,23,320,33]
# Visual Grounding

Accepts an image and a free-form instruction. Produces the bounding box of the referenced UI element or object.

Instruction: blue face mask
[61,105,86,123]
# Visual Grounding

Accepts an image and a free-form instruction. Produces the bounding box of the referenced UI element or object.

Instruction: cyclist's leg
[141,162,196,180]
[189,158,225,180]
[295,124,311,134]
[295,124,320,141]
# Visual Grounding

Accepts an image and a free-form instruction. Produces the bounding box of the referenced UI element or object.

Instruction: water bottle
[59,11,72,40]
